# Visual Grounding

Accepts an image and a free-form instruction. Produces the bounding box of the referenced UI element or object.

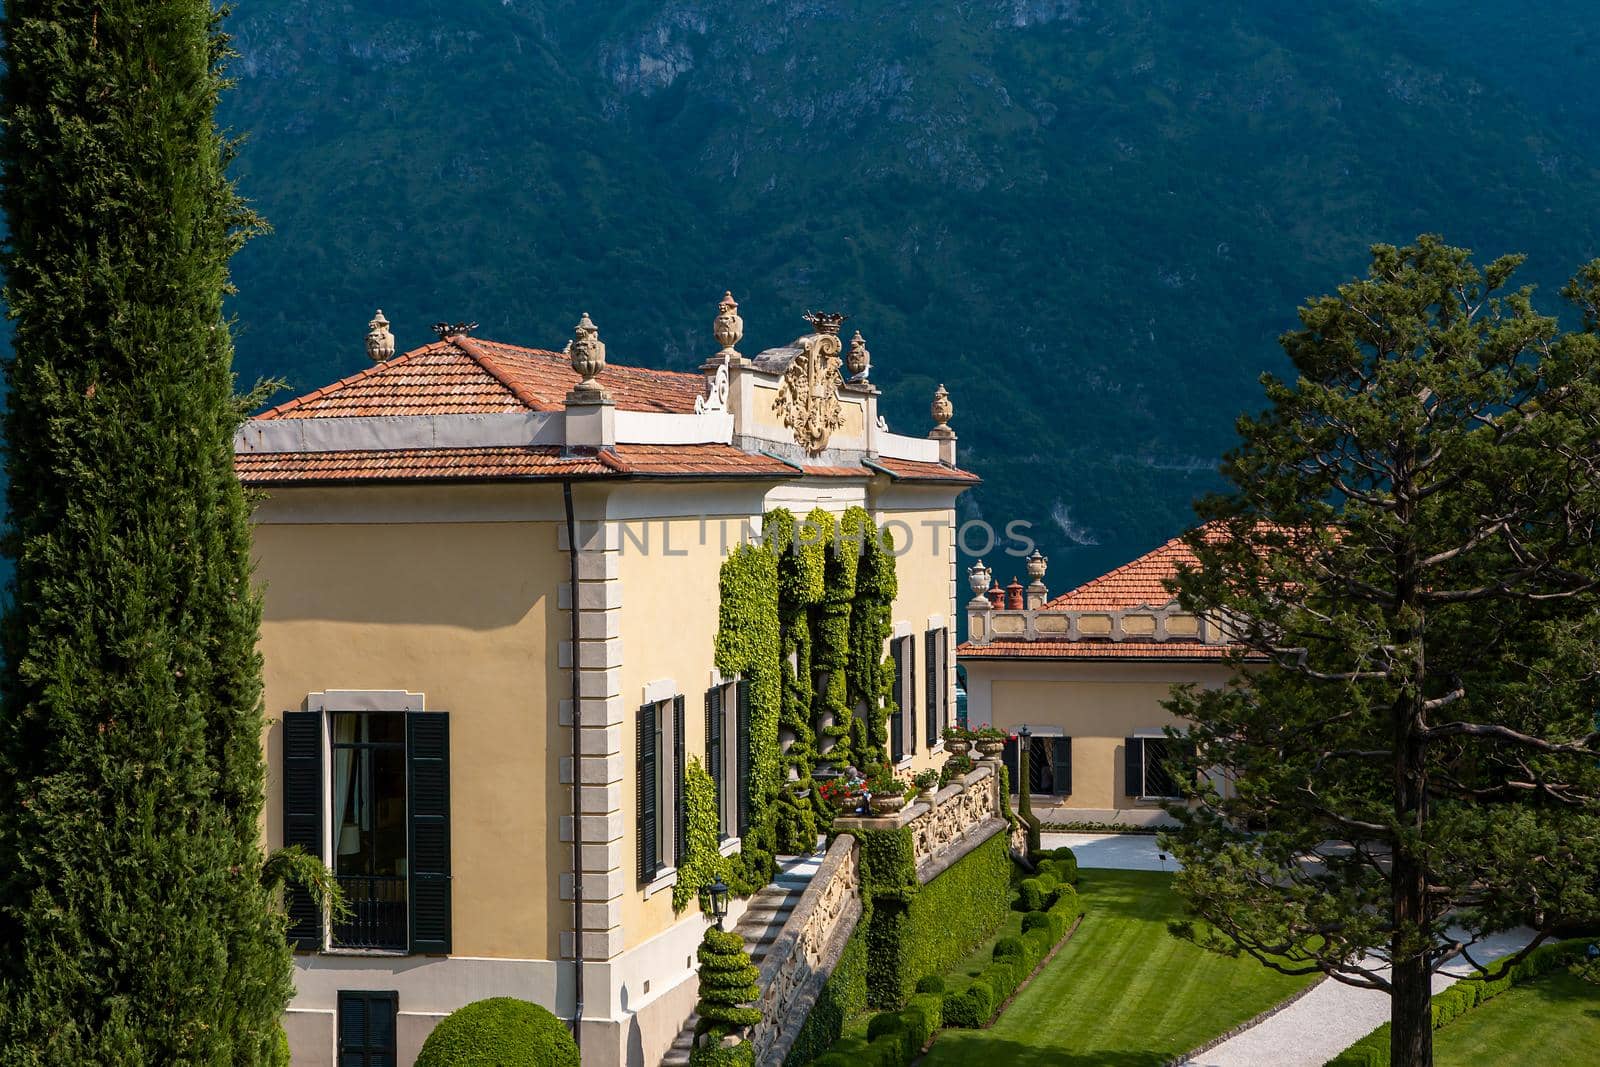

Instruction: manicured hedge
[858,828,1012,1009]
[941,883,1083,1030]
[415,997,578,1067]
[1326,939,1591,1066]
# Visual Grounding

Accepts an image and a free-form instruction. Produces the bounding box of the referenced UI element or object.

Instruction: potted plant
[974,725,1009,759]
[942,725,974,757]
[818,769,867,814]
[865,764,909,815]
[912,768,939,802]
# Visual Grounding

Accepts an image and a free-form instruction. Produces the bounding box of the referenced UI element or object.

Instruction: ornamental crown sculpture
[567,312,607,395]
[713,290,744,359]
[803,309,847,336]
[365,309,394,363]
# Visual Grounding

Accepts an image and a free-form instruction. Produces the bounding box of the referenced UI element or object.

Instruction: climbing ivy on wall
[715,539,782,892]
[846,509,898,767]
[674,758,729,913]
[715,506,903,870]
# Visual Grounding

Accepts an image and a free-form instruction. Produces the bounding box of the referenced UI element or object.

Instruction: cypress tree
[0,0,291,1061]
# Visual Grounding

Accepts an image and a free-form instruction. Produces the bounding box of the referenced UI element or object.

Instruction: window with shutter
[282,711,325,950]
[735,681,752,838]
[407,712,451,955]
[1053,736,1073,796]
[638,703,660,883]
[1124,737,1142,798]
[925,630,939,748]
[1001,736,1019,795]
[337,990,397,1067]
[1143,737,1178,798]
[673,694,686,866]
[706,687,725,839]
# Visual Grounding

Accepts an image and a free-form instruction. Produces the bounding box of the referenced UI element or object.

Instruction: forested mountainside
[216,0,1600,587]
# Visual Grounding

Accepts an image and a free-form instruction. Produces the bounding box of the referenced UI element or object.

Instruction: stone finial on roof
[930,383,954,438]
[365,309,394,363]
[1026,549,1049,608]
[803,310,847,336]
[713,290,744,362]
[968,559,993,605]
[846,330,871,382]
[566,312,609,402]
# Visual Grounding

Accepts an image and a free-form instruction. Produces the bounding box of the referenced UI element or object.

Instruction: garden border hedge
[1325,938,1593,1066]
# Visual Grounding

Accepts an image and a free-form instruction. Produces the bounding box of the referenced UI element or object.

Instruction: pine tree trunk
[0,1,291,1060]
[1389,853,1434,1067]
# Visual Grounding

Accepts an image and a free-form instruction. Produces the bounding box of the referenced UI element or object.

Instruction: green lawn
[920,869,1317,1067]
[1433,968,1600,1066]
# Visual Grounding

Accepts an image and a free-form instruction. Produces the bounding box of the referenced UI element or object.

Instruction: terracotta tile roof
[607,444,797,478]
[234,445,614,484]
[868,456,981,484]
[1044,533,1197,611]
[957,639,1241,661]
[235,442,798,486]
[256,336,708,420]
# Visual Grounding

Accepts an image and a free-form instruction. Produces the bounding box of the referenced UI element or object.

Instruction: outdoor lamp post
[708,877,729,930]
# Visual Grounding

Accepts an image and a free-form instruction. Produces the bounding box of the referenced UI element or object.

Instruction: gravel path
[1040,831,1179,871]
[1187,926,1537,1067]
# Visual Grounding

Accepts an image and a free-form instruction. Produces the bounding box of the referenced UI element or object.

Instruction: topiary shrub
[1016,877,1048,913]
[692,927,761,1065]
[940,981,993,1029]
[415,997,579,1067]
[914,974,946,995]
[1021,911,1051,935]
[1051,846,1079,885]
[903,993,943,1048]
[992,936,1025,963]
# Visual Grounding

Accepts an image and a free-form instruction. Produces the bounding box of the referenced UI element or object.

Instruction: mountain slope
[218,0,1600,587]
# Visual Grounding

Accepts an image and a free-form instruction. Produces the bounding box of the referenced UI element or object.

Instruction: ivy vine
[673,757,729,913]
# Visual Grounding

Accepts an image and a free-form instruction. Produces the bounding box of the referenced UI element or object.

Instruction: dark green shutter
[407,712,451,954]
[338,990,397,1067]
[1053,737,1072,796]
[925,630,939,748]
[638,703,659,882]
[1002,736,1019,793]
[673,694,686,865]
[889,642,905,761]
[282,711,324,950]
[706,687,725,839]
[1124,738,1142,797]
[735,681,752,838]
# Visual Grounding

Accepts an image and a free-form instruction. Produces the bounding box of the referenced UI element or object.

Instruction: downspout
[564,479,585,1047]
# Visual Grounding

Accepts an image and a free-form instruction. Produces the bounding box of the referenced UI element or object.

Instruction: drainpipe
[564,479,585,1048]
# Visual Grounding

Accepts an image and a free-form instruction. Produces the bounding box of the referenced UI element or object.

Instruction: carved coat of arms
[774,313,847,454]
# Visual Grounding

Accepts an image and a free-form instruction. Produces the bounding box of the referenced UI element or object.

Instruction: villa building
[958,535,1237,823]
[239,296,975,1066]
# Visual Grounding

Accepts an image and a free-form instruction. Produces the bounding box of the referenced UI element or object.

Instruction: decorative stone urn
[918,784,938,804]
[1027,548,1048,583]
[365,309,394,363]
[975,737,1006,759]
[945,737,972,758]
[846,330,871,381]
[931,383,953,430]
[869,792,907,816]
[713,290,744,359]
[568,312,607,392]
[968,559,991,599]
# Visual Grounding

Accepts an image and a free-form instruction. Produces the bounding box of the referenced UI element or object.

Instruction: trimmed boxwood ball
[415,997,578,1067]
[1020,911,1051,934]
[914,974,946,994]
[1016,877,1048,912]
[1051,846,1080,885]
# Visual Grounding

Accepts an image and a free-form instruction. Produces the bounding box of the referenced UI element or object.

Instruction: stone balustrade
[751,835,861,1067]
[966,597,1220,646]
[749,762,1017,1067]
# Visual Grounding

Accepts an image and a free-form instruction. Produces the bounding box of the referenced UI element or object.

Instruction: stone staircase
[660,852,824,1066]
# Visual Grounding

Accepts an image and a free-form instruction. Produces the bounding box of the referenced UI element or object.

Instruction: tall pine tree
[0,1,292,1061]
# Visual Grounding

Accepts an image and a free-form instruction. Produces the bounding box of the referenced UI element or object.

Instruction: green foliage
[914,974,946,995]
[1166,237,1600,1053]
[715,541,782,892]
[675,758,730,913]
[415,997,579,1067]
[857,829,1012,1010]
[846,510,897,767]
[0,0,295,1059]
[694,927,763,1044]
[690,1042,755,1067]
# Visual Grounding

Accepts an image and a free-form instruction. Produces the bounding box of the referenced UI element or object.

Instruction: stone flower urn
[869,792,907,816]
[975,737,1006,759]
[945,737,972,757]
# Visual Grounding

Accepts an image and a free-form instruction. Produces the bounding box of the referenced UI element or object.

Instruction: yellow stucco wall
[256,511,568,959]
[965,661,1233,811]
[876,505,958,781]
[616,515,730,947]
